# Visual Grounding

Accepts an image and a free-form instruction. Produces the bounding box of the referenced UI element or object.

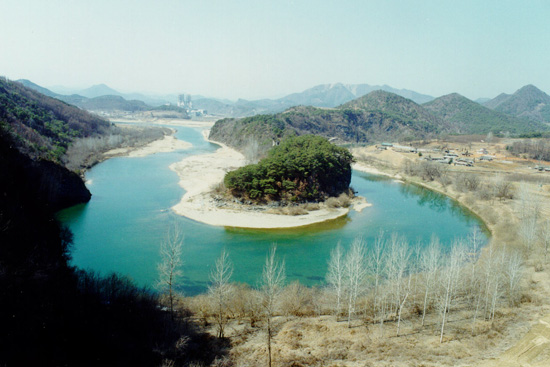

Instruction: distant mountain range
[193,83,435,117]
[18,80,153,113]
[48,83,177,106]
[210,88,550,153]
[16,78,550,138]
[22,79,436,118]
[209,90,451,153]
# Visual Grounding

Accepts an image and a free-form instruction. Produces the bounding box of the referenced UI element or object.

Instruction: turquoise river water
[58,126,488,295]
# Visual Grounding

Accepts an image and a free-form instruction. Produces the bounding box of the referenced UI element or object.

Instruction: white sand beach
[103,120,371,228]
[352,162,394,177]
[169,133,368,229]
[104,134,192,159]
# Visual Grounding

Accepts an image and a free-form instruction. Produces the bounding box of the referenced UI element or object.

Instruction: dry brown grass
[304,203,320,211]
[182,139,550,367]
[287,206,309,216]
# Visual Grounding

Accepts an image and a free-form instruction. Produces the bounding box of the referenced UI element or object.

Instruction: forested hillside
[0,126,223,366]
[423,93,549,134]
[0,77,110,162]
[209,90,454,155]
[211,89,550,156]
[1,78,223,365]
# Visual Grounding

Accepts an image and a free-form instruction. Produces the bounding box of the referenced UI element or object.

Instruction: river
[58,126,488,295]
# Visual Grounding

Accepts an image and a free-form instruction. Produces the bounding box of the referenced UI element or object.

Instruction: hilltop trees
[224,135,354,203]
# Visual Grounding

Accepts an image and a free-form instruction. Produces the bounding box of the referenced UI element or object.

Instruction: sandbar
[169,133,366,229]
[104,134,193,158]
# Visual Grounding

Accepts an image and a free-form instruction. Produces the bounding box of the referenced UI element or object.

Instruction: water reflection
[224,213,352,236]
[398,183,449,212]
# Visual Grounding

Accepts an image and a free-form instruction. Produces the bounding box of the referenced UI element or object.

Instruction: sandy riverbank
[104,134,192,158]
[110,117,218,128]
[169,134,368,229]
[102,119,214,159]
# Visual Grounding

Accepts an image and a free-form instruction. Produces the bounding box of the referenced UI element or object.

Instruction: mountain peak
[424,92,550,134]
[342,89,416,110]
[79,84,122,98]
[483,84,550,123]
[515,84,549,99]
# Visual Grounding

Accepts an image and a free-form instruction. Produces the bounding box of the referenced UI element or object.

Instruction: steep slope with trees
[0,126,224,367]
[1,78,110,162]
[1,79,224,366]
[209,90,453,155]
[0,78,115,209]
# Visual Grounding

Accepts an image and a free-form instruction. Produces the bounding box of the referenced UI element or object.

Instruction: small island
[224,135,353,203]
[171,134,369,228]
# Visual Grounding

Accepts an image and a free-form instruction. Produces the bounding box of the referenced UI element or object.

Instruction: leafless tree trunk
[369,232,385,321]
[386,233,409,321]
[540,219,550,263]
[504,251,523,307]
[420,236,441,326]
[244,138,260,164]
[209,249,233,338]
[439,241,465,343]
[326,242,344,319]
[410,240,422,306]
[261,246,286,367]
[389,235,411,337]
[467,228,483,333]
[344,238,368,328]
[490,251,506,321]
[396,277,411,337]
[157,223,185,320]
[517,182,540,251]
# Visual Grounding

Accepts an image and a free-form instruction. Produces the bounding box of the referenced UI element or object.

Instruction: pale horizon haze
[1,0,549,101]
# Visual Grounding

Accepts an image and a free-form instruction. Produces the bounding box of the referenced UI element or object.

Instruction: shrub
[287,206,308,216]
[325,197,341,208]
[304,203,320,211]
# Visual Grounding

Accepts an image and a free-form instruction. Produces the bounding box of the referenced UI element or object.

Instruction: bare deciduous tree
[539,219,550,263]
[369,233,386,321]
[438,241,465,343]
[260,246,286,367]
[492,174,514,201]
[158,223,185,319]
[517,182,541,251]
[504,251,524,306]
[384,233,411,337]
[244,138,260,164]
[326,242,344,319]
[344,238,368,328]
[209,249,233,338]
[420,236,441,326]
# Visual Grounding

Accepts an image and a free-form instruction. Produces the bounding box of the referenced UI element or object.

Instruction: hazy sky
[1,0,549,100]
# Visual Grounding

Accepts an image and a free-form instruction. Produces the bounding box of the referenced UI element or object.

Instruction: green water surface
[58,126,488,295]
